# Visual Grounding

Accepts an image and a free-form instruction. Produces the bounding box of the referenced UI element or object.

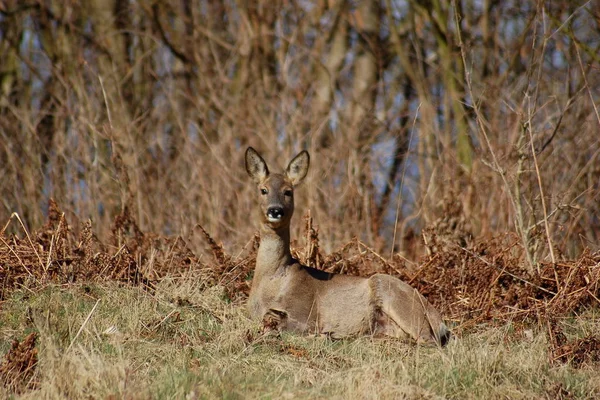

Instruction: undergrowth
[1,203,600,398]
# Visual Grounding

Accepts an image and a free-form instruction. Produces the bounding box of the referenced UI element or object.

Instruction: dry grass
[1,280,599,400]
[1,208,600,398]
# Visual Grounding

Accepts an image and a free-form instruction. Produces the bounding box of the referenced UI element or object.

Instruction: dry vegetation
[1,0,599,398]
[1,198,600,398]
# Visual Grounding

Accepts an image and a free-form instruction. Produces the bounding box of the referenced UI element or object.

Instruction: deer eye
[260,188,268,195]
[284,189,293,197]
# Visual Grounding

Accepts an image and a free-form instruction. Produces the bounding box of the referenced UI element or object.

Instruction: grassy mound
[1,201,599,398]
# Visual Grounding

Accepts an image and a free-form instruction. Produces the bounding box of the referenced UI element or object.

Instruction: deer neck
[255,224,293,281]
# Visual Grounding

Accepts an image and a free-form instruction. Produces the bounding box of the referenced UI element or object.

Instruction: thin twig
[390,103,420,259]
[45,212,65,274]
[153,309,179,330]
[67,299,101,352]
[98,75,113,130]
[12,213,44,270]
[0,235,34,277]
[527,121,556,264]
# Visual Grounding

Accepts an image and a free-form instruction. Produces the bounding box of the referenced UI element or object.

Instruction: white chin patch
[267,216,282,223]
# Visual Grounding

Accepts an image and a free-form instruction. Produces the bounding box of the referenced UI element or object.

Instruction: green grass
[1,278,599,399]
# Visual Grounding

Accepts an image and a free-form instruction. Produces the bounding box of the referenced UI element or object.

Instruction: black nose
[267,207,284,219]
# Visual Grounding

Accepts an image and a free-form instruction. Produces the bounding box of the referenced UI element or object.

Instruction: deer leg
[261,309,288,334]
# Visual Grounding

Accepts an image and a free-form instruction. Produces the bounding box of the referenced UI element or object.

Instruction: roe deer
[245,147,450,345]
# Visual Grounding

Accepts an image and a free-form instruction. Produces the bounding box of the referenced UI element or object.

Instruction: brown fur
[245,147,450,345]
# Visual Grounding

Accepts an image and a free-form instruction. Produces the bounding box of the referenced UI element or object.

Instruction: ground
[1,203,600,399]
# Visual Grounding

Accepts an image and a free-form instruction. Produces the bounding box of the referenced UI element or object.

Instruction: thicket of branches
[0,0,598,263]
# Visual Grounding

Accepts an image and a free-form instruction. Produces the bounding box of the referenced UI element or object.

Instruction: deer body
[245,147,450,345]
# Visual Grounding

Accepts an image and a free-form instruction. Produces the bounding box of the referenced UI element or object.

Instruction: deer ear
[286,150,310,186]
[245,147,269,183]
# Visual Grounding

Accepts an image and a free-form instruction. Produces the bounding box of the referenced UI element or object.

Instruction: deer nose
[267,207,284,220]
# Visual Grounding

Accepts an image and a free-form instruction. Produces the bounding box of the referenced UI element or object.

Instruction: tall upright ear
[286,150,310,186]
[245,147,269,183]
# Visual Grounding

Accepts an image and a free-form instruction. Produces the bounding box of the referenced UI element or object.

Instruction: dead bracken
[1,200,600,327]
[0,332,38,393]
[1,200,599,364]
